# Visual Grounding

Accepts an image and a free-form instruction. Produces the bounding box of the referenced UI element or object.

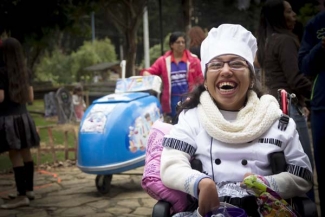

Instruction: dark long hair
[176,69,264,116]
[1,37,30,103]
[257,0,298,68]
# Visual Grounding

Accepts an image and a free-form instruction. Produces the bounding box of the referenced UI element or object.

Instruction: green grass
[0,100,79,171]
[28,100,44,113]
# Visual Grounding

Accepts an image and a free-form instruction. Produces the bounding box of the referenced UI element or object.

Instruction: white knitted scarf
[198,90,282,144]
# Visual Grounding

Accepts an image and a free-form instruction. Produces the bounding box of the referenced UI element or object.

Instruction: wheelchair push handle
[278,89,288,115]
[277,89,297,116]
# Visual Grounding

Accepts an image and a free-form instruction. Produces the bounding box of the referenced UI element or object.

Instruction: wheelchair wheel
[95,174,112,195]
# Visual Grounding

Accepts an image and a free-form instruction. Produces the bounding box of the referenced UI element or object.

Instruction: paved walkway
[0,165,321,217]
[0,167,155,217]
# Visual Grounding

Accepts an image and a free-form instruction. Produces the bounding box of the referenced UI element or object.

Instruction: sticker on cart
[88,104,116,115]
[128,104,161,152]
[80,104,116,133]
[80,112,106,133]
[115,76,162,94]
[96,93,133,102]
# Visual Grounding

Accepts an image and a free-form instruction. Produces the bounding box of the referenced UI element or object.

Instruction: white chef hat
[200,24,257,75]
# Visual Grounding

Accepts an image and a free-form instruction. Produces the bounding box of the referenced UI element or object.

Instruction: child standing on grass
[72,85,86,122]
[0,37,40,209]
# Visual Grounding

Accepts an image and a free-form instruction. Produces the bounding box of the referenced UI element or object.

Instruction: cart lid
[93,92,149,103]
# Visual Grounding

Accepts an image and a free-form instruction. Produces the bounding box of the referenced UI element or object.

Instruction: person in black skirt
[0,37,40,209]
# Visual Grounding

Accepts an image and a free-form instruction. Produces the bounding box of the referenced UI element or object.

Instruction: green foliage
[297,3,320,26]
[193,0,263,33]
[35,38,117,84]
[35,48,73,84]
[140,33,170,67]
[0,0,98,43]
[71,38,117,82]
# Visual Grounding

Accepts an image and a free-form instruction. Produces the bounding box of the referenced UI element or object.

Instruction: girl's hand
[243,172,254,179]
[198,178,220,216]
[240,172,255,188]
[302,107,310,120]
[142,71,152,76]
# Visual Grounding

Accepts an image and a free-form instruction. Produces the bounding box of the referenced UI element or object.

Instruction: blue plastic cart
[77,76,162,194]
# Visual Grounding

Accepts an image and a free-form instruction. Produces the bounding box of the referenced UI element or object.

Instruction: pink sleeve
[140,57,164,76]
[141,120,191,214]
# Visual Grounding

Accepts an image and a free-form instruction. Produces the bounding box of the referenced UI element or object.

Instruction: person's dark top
[298,11,325,110]
[0,67,30,116]
[263,33,311,107]
[189,46,201,60]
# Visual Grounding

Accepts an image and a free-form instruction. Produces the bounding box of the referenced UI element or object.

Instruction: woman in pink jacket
[141,31,203,123]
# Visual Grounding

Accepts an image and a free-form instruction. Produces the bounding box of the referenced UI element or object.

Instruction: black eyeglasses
[206,60,248,72]
[174,41,185,45]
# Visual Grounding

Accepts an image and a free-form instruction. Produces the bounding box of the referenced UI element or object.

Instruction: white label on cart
[80,104,116,133]
[96,93,134,102]
[115,76,162,94]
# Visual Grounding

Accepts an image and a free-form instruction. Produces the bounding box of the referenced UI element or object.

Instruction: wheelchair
[152,151,318,217]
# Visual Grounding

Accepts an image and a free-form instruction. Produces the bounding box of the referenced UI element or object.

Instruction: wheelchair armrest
[152,200,172,217]
[151,160,201,217]
[269,152,318,217]
[190,159,203,172]
[269,151,287,174]
[291,196,318,217]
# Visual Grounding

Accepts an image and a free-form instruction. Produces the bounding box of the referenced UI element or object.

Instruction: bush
[71,38,117,82]
[140,33,170,68]
[35,48,72,84]
[35,38,117,84]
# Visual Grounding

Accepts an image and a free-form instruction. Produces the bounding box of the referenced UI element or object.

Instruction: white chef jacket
[160,107,313,199]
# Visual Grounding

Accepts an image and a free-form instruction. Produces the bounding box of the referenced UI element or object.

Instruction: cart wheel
[95,174,112,194]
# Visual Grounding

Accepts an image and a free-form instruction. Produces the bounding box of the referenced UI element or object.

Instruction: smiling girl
[159,24,313,217]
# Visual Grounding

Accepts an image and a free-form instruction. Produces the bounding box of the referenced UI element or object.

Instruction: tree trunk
[125,27,138,77]
[102,0,147,78]
[25,45,42,75]
[182,0,192,48]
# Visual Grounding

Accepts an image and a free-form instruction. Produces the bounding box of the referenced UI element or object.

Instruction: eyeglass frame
[174,40,186,45]
[205,59,249,73]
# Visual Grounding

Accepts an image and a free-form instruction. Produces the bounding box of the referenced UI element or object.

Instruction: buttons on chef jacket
[214,159,248,165]
[215,159,221,165]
